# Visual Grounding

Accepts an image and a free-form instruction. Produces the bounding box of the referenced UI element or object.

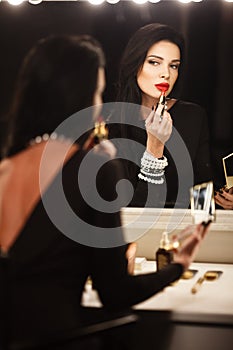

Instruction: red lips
[155,83,169,93]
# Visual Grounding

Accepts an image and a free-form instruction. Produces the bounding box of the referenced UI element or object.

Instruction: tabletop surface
[82,260,233,325]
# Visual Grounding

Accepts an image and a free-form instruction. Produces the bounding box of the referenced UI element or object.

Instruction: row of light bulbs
[3,0,233,6]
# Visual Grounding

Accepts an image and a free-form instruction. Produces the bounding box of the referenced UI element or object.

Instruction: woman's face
[137,40,181,106]
[93,67,105,120]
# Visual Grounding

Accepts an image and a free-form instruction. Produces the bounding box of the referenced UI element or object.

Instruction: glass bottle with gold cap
[155,231,174,271]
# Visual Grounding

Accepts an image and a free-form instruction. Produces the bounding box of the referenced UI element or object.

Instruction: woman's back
[0,143,91,343]
[0,142,128,347]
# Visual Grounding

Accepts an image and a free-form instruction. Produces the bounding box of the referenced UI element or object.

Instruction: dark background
[0,0,232,187]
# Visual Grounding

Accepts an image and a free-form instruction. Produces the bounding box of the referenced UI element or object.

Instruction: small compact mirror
[190,181,216,224]
[222,153,233,190]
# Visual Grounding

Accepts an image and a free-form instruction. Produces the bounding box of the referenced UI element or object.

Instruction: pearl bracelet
[138,150,168,185]
[138,173,164,184]
[141,151,168,170]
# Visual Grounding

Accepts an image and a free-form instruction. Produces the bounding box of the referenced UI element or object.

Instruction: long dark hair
[5,35,105,157]
[116,23,185,105]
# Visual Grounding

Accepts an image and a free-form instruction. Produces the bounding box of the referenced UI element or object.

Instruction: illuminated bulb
[132,0,148,4]
[88,0,105,4]
[148,0,161,3]
[7,0,24,5]
[178,0,192,3]
[224,0,233,2]
[106,0,120,3]
[29,0,43,4]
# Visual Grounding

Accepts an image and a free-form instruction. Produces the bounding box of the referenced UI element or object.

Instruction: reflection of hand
[126,242,137,275]
[215,187,233,210]
[145,103,173,145]
[173,223,210,271]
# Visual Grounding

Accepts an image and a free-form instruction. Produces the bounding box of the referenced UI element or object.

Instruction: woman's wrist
[146,133,164,158]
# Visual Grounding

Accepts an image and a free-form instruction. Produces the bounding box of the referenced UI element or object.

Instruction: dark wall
[0,0,233,186]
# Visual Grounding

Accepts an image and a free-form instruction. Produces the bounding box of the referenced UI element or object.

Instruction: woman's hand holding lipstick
[145,103,173,156]
[144,84,172,157]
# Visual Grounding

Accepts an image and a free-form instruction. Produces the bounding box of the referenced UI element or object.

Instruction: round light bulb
[29,0,43,4]
[132,0,148,4]
[106,0,120,3]
[88,0,105,5]
[7,0,24,5]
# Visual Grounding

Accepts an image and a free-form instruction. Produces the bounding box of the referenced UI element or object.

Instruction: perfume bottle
[155,231,174,271]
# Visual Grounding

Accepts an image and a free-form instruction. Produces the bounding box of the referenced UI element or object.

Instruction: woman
[108,23,212,208]
[0,35,210,349]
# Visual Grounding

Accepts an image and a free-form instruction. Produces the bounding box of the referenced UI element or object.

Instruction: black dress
[108,100,212,208]
[0,149,183,349]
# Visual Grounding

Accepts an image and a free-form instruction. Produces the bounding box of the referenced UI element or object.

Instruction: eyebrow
[147,55,181,63]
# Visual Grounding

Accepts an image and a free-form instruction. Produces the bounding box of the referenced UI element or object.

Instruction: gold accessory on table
[191,270,222,294]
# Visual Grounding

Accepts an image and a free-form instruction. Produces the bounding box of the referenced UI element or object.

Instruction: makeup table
[82,261,233,350]
[134,261,233,350]
[135,261,233,323]
[82,208,233,349]
[82,261,233,324]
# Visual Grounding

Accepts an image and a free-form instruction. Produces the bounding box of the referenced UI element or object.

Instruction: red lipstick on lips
[155,83,169,93]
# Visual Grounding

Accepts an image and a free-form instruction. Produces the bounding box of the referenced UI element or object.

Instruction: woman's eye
[170,64,180,70]
[148,60,159,66]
